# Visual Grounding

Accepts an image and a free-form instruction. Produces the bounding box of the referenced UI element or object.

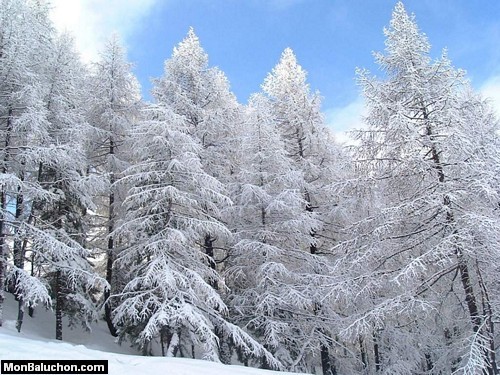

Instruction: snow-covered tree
[148,29,245,360]
[0,0,107,338]
[260,48,351,375]
[0,0,56,329]
[86,34,141,337]
[261,48,348,250]
[29,32,107,340]
[337,3,500,373]
[112,75,279,366]
[152,28,240,277]
[152,28,240,172]
[226,94,329,371]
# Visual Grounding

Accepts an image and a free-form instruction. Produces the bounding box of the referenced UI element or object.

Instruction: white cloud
[480,75,500,118]
[49,0,160,62]
[324,96,366,145]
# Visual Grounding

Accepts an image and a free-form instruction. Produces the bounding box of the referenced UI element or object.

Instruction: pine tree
[261,48,347,252]
[0,0,107,337]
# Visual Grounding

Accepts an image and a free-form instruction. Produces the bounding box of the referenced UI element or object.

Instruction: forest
[1,1,500,374]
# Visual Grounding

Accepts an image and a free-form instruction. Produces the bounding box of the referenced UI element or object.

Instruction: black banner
[1,360,108,374]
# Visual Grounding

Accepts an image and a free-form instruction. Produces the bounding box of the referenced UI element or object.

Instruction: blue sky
[50,0,500,139]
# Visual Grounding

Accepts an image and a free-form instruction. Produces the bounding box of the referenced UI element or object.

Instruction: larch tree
[149,29,243,360]
[0,0,107,338]
[152,28,240,279]
[337,3,500,374]
[0,0,55,329]
[261,47,351,375]
[226,94,328,372]
[261,48,348,253]
[30,32,107,340]
[86,34,141,337]
[112,69,280,367]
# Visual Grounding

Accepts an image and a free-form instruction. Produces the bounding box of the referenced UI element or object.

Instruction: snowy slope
[2,292,137,355]
[1,293,305,375]
[0,331,303,375]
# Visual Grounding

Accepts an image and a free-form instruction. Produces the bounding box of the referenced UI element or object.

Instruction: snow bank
[0,329,299,375]
[1,293,303,375]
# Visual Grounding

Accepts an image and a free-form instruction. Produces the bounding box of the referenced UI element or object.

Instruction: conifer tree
[86,34,140,337]
[261,48,350,375]
[31,32,107,340]
[0,0,107,337]
[112,61,279,366]
[339,3,500,373]
[152,28,240,274]
[226,94,325,371]
[149,29,243,360]
[0,0,59,329]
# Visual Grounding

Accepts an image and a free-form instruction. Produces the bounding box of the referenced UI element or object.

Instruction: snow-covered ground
[1,293,302,375]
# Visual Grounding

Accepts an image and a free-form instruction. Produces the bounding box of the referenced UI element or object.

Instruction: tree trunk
[55,269,63,340]
[0,108,13,327]
[104,136,118,336]
[23,163,44,320]
[0,190,6,328]
[373,332,381,372]
[204,234,217,289]
[425,113,497,374]
[456,257,497,373]
[104,247,117,336]
[14,183,25,332]
[13,180,25,271]
[215,325,232,364]
[305,190,317,255]
[307,193,337,375]
[477,264,499,375]
[16,297,24,333]
[321,344,335,375]
[359,336,367,369]
[141,340,151,356]
[160,327,166,357]
[104,213,116,336]
[172,329,183,357]
[160,326,173,356]
[28,251,35,317]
